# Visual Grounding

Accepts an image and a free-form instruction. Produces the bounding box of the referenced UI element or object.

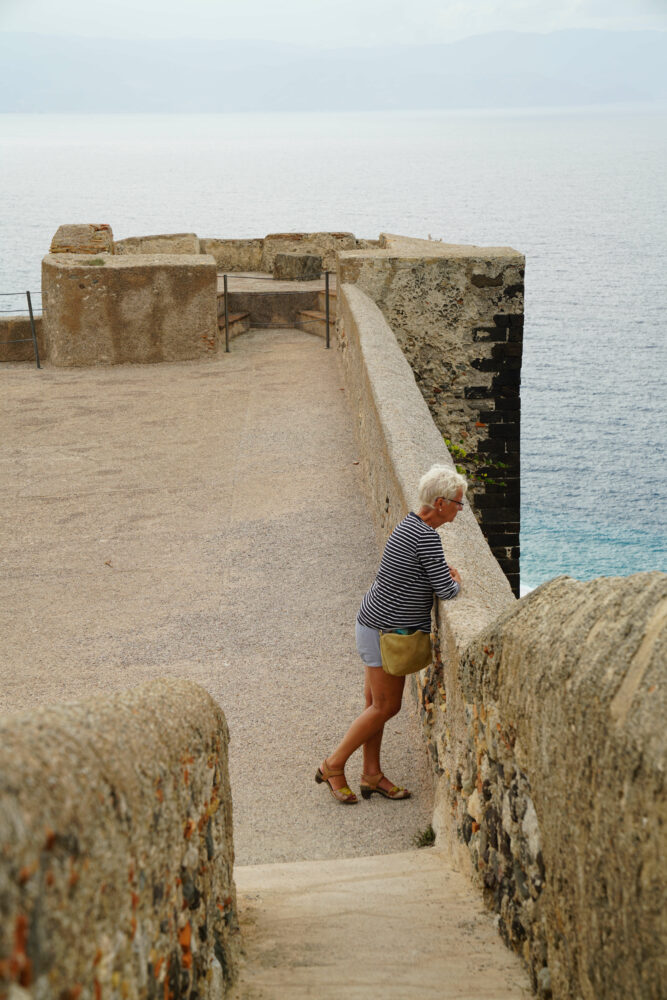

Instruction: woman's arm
[419,534,460,599]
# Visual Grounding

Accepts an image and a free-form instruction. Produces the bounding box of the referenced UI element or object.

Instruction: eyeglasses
[437,496,464,509]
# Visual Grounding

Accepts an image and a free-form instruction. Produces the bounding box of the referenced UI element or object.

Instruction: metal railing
[219,271,332,353]
[0,291,41,368]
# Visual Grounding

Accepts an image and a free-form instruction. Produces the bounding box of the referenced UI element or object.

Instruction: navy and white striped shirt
[357,512,459,631]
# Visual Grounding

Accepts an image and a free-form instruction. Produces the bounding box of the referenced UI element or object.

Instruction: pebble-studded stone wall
[416,572,666,1000]
[0,679,240,1000]
[338,234,524,596]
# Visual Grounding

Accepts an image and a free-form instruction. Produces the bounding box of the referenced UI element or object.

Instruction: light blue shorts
[355,621,383,668]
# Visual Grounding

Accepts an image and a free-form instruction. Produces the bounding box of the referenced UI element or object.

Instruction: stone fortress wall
[338,234,523,594]
[336,282,666,998]
[1,225,665,1000]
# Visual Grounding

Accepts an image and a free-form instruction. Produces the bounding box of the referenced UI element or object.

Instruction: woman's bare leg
[361,669,409,793]
[323,667,405,791]
[362,670,383,775]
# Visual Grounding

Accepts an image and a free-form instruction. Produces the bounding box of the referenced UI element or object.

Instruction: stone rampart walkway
[1,329,433,864]
[1,330,530,996]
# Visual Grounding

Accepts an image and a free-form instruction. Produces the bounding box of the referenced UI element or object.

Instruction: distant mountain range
[1,29,666,112]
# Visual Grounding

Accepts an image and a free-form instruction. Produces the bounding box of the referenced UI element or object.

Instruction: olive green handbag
[379,629,432,676]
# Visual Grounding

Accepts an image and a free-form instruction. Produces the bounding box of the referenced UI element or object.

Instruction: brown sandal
[316,759,358,804]
[360,771,411,800]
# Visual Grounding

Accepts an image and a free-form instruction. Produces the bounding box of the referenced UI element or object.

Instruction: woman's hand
[449,565,462,585]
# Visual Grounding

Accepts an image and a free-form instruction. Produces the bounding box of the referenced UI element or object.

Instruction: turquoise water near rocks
[1,108,665,590]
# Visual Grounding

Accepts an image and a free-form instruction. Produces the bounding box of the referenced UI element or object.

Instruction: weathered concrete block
[0,678,239,999]
[42,253,218,366]
[200,238,264,273]
[114,233,200,255]
[50,223,114,255]
[272,252,322,281]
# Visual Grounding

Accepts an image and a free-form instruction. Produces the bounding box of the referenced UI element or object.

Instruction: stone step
[317,287,338,317]
[296,309,334,340]
[217,310,251,341]
[231,849,530,999]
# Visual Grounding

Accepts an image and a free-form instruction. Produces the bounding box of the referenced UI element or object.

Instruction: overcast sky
[1,0,665,46]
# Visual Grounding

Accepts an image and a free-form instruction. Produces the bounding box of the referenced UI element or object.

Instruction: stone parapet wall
[42,254,218,366]
[0,678,240,1000]
[338,234,524,595]
[199,239,264,273]
[110,233,355,273]
[0,314,44,363]
[336,283,666,999]
[336,280,514,640]
[354,238,383,249]
[261,232,356,273]
[114,234,201,255]
[50,224,114,255]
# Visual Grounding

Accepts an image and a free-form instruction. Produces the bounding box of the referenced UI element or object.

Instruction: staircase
[230,850,531,999]
[296,287,337,339]
[217,299,251,342]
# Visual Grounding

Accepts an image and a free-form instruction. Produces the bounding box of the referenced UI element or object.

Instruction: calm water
[1,109,665,590]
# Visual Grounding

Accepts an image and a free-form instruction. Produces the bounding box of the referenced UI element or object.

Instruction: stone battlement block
[263,232,354,271]
[273,252,322,281]
[114,233,200,255]
[42,253,218,366]
[50,223,114,255]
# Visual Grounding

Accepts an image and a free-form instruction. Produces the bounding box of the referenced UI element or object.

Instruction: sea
[1,108,665,592]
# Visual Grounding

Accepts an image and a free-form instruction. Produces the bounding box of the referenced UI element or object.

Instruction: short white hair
[417,464,468,508]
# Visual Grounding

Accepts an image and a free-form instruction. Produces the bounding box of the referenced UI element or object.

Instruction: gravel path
[1,329,434,864]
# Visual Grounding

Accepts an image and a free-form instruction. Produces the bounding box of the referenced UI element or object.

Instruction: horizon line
[1,26,666,47]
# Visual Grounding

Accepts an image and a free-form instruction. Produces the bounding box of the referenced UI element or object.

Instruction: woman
[317,464,466,804]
